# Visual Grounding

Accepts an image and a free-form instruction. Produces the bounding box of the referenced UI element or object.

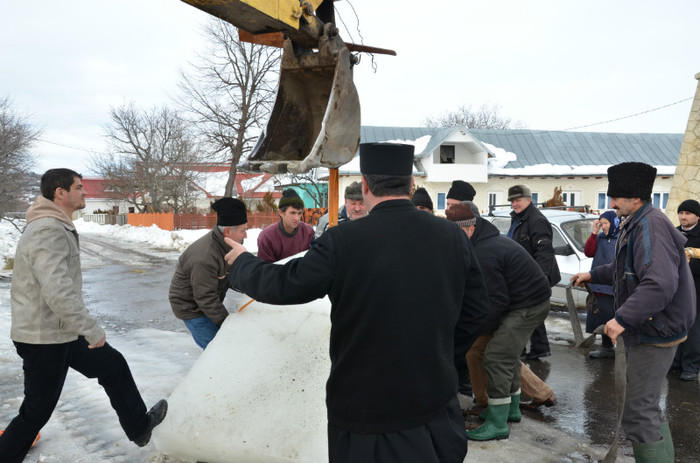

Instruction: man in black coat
[447,204,550,441]
[224,143,490,463]
[675,199,700,381]
[507,185,561,360]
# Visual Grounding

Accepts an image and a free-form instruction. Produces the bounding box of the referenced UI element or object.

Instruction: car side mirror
[554,244,575,256]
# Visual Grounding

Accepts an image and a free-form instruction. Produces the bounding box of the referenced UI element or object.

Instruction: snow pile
[74,219,262,254]
[0,219,24,268]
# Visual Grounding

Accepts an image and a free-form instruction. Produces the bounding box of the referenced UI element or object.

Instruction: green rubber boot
[660,422,674,462]
[478,393,521,423]
[467,403,510,441]
[631,439,668,462]
[508,393,521,423]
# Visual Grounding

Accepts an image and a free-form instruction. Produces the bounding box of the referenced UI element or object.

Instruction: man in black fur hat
[169,197,248,349]
[411,187,434,213]
[446,180,476,209]
[572,162,696,461]
[224,142,490,463]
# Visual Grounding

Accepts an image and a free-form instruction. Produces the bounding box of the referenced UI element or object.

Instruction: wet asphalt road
[521,321,700,462]
[6,233,698,462]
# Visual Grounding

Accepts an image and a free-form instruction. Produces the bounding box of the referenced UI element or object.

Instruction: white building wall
[339,174,675,217]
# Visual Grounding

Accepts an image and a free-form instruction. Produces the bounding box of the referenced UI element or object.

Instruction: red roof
[81,178,123,200]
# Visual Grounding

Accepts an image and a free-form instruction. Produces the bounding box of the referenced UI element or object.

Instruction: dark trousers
[623,343,677,443]
[0,337,148,463]
[327,396,467,463]
[527,322,550,354]
[675,308,700,374]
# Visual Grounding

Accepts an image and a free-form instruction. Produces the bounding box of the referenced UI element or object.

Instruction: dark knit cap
[507,184,532,201]
[678,199,700,217]
[606,162,657,199]
[359,143,414,175]
[211,197,247,226]
[344,181,363,201]
[279,189,304,210]
[411,187,433,210]
[445,203,476,227]
[446,180,476,201]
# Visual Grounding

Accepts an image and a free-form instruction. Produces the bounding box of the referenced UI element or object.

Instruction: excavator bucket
[243,31,361,174]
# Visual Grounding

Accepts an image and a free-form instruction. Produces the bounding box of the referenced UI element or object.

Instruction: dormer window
[440,145,455,164]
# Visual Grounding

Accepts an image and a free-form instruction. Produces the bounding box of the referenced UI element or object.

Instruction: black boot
[134,399,168,447]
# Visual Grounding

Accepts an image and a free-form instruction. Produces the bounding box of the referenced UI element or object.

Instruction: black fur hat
[212,197,247,226]
[606,162,657,200]
[446,180,476,201]
[411,187,433,210]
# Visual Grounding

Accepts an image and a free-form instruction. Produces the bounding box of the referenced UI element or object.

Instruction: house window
[437,192,446,210]
[439,145,455,164]
[597,193,611,210]
[652,192,669,209]
[562,191,580,207]
[531,192,539,206]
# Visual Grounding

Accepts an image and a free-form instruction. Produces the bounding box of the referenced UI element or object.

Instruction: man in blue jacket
[572,162,696,462]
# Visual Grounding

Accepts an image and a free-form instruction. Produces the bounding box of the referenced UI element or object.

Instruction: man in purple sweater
[257,189,314,262]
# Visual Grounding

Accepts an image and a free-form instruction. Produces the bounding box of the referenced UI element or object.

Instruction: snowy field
[0,218,628,462]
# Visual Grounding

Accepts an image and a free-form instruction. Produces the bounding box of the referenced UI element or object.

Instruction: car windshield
[560,219,596,252]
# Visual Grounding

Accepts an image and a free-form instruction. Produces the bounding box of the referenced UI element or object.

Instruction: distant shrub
[4,257,14,270]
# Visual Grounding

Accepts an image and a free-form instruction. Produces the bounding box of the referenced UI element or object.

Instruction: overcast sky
[2,0,699,175]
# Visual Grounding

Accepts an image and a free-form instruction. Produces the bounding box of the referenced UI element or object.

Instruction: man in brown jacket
[169,197,247,349]
[0,169,166,463]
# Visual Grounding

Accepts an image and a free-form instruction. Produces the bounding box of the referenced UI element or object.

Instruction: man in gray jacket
[169,197,248,348]
[0,169,167,463]
[572,162,696,462]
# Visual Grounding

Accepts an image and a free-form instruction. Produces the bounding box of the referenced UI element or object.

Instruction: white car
[484,208,599,308]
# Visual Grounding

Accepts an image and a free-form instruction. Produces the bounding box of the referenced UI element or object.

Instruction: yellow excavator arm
[180,0,394,226]
[181,0,326,49]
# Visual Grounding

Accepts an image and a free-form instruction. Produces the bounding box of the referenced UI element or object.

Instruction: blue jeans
[183,316,219,349]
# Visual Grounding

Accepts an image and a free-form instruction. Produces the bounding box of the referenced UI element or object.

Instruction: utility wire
[36,97,694,154]
[560,97,693,131]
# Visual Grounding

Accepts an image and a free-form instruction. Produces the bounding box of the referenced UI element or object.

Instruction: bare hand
[570,272,591,287]
[224,237,247,265]
[89,335,106,349]
[604,318,625,344]
[592,219,602,233]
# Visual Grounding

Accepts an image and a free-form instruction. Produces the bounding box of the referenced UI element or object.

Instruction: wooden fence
[127,213,175,230]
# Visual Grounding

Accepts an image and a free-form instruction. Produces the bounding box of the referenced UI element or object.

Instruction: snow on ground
[0,218,626,462]
[75,219,262,255]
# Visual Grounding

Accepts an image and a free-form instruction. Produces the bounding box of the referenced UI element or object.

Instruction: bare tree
[92,103,204,213]
[424,103,527,130]
[0,96,40,221]
[177,19,281,197]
